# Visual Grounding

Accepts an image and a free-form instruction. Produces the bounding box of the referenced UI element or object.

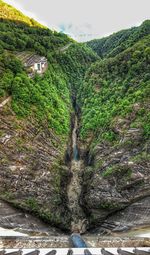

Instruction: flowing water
[67,115,88,233]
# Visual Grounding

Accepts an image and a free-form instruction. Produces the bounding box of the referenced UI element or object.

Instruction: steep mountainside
[86,20,150,58]
[0,0,97,231]
[0,0,149,234]
[0,0,44,27]
[77,32,150,229]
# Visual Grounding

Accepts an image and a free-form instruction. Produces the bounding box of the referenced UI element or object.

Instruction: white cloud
[3,0,150,41]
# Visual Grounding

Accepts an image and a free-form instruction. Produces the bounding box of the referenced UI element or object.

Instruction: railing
[0,248,150,255]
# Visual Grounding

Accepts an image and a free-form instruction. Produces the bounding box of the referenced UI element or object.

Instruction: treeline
[0,0,97,137]
[0,51,72,136]
[0,2,72,136]
[86,20,150,58]
[0,0,44,27]
[0,18,71,54]
[78,35,150,142]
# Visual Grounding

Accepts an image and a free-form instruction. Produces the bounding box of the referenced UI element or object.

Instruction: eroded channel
[0,96,149,245]
[67,114,88,233]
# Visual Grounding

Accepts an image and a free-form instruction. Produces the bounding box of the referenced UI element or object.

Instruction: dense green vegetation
[0,46,71,136]
[0,0,150,230]
[0,0,149,145]
[0,18,71,54]
[81,20,149,146]
[0,1,98,228]
[56,43,98,89]
[86,20,150,58]
[0,0,44,27]
[78,34,150,143]
[0,1,97,137]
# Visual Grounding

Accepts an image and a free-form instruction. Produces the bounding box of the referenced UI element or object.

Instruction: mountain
[86,20,150,58]
[0,0,150,234]
[77,30,150,228]
[0,0,44,27]
[0,0,98,230]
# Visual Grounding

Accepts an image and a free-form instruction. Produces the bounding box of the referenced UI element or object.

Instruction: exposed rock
[93,197,150,234]
[0,200,63,236]
[0,106,71,230]
[81,116,150,229]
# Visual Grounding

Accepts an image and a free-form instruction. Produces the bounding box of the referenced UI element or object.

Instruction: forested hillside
[86,20,150,58]
[0,0,149,233]
[78,24,150,228]
[0,0,97,134]
[79,35,150,140]
[0,0,44,27]
[0,0,97,230]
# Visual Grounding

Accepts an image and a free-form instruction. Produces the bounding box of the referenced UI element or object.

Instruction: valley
[0,0,149,244]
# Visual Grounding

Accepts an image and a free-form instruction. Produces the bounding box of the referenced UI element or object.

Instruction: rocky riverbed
[0,96,150,240]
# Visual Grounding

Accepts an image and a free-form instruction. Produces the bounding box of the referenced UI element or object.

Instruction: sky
[4,0,150,42]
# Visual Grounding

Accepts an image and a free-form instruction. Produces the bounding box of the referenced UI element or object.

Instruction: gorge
[67,97,87,234]
[0,0,150,242]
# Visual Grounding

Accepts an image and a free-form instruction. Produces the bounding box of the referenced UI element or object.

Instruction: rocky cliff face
[0,199,64,235]
[100,197,150,233]
[0,1,149,235]
[0,103,71,230]
[80,113,150,229]
[77,32,150,232]
[0,12,98,233]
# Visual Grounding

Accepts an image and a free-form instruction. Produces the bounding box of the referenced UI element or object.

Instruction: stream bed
[0,199,149,248]
[67,115,87,233]
[0,99,149,247]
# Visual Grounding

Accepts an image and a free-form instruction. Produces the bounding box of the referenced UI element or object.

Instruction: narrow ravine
[67,102,88,233]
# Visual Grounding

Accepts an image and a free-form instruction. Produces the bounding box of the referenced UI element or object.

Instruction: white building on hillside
[25,55,48,74]
[16,52,48,76]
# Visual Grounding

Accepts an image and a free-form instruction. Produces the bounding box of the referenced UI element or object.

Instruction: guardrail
[0,248,150,255]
